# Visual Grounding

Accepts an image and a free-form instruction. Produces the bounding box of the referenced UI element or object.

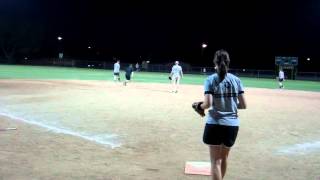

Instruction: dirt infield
[0,79,320,180]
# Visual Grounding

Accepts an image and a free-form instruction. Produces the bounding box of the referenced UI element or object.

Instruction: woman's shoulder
[206,73,218,80]
[227,73,243,85]
[204,74,219,85]
[227,73,240,80]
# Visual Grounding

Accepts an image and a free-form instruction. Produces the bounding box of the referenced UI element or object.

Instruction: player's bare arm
[237,94,247,109]
[201,94,212,110]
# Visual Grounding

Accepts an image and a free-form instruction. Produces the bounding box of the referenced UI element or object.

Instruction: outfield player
[170,61,183,93]
[192,50,247,180]
[113,60,121,82]
[135,62,140,71]
[278,68,285,89]
[123,64,134,86]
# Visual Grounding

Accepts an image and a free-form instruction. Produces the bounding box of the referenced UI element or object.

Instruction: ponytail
[213,50,230,82]
[218,60,227,82]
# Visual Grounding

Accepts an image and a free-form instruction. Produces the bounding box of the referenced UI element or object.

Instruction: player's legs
[220,125,238,178]
[220,146,231,178]
[171,76,176,92]
[175,76,181,93]
[204,124,223,180]
[114,73,120,82]
[204,124,237,180]
[208,145,231,180]
[124,74,131,86]
[171,76,180,93]
[209,145,223,180]
[279,79,283,88]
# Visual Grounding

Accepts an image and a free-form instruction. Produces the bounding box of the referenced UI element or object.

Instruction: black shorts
[279,78,284,82]
[125,74,131,80]
[203,124,239,147]
[114,72,120,76]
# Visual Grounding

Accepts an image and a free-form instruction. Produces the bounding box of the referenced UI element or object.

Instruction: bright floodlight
[88,46,91,49]
[202,43,207,48]
[57,36,63,41]
[307,57,311,61]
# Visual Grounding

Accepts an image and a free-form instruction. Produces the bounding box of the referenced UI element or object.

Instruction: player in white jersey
[169,61,183,93]
[278,69,285,89]
[113,60,120,82]
[192,50,247,180]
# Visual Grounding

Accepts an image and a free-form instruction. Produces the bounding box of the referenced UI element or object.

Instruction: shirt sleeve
[204,77,214,94]
[237,78,244,94]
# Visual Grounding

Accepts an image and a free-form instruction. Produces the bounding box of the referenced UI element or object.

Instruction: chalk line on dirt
[0,112,121,149]
[276,141,320,155]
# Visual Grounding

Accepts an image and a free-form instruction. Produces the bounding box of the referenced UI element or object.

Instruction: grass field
[0,64,320,92]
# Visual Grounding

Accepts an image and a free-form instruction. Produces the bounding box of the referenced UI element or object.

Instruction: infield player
[192,50,247,180]
[123,64,134,86]
[169,61,183,93]
[113,60,121,82]
[278,68,285,89]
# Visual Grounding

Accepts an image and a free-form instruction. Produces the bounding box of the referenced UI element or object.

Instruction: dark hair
[213,49,230,82]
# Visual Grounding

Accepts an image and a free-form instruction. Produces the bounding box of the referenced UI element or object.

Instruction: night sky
[0,0,319,71]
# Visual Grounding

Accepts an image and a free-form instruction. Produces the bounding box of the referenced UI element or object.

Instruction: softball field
[0,65,320,180]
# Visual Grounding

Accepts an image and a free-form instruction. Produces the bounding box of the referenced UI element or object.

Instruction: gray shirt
[204,73,244,126]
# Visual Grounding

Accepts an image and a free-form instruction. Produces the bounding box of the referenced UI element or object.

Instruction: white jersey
[114,63,120,73]
[279,71,284,79]
[171,65,182,77]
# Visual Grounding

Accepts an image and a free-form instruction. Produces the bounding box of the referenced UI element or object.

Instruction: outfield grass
[0,64,319,92]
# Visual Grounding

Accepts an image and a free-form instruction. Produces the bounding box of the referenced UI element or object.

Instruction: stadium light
[88,46,92,49]
[307,57,311,61]
[57,36,63,41]
[202,43,207,48]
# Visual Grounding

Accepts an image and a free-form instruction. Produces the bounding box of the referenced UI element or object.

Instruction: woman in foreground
[193,49,247,180]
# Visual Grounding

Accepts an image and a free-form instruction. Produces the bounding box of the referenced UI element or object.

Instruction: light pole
[57,36,63,59]
[202,43,207,49]
[200,43,208,73]
[201,43,207,61]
